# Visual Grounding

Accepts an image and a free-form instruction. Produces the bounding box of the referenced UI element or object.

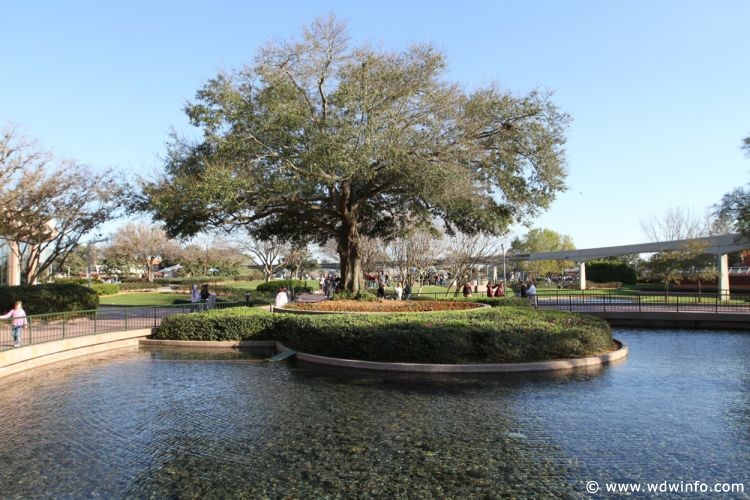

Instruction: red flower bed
[284,300,483,313]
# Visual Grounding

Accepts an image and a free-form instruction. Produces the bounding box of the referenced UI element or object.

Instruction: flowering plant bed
[284,300,483,313]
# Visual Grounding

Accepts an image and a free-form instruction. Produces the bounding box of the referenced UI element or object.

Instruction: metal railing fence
[0,301,252,352]
[331,288,750,311]
[406,288,750,313]
[531,289,750,313]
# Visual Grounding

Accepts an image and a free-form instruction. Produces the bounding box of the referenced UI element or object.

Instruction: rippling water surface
[0,329,748,498]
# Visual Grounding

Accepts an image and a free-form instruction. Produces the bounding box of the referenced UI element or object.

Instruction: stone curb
[140,338,628,374]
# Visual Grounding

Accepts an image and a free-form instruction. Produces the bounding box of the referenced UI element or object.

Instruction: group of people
[320,276,341,299]
[190,284,216,311]
[376,281,412,300]
[484,281,506,297]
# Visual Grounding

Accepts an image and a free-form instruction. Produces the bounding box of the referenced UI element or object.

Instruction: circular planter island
[274,299,490,314]
[152,299,626,374]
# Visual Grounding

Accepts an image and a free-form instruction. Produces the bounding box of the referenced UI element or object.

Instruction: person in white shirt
[395,282,403,301]
[526,282,537,308]
[275,287,289,308]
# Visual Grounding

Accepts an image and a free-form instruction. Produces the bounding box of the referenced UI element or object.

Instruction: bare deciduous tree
[0,124,124,284]
[105,223,179,282]
[179,234,246,276]
[234,235,289,282]
[441,233,500,296]
[641,206,712,242]
[386,230,441,289]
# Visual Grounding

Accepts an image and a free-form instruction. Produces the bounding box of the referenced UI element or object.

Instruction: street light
[86,237,109,288]
[501,243,507,283]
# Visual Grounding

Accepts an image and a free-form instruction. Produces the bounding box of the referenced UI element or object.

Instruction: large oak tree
[141,16,570,292]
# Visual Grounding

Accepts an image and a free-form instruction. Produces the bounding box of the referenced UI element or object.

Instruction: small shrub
[417,296,529,308]
[0,283,99,315]
[53,278,90,285]
[255,280,314,294]
[333,290,378,301]
[585,281,623,289]
[586,261,636,285]
[119,282,161,291]
[89,283,121,295]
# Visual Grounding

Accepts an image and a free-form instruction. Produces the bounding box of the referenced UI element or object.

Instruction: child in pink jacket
[1,301,27,348]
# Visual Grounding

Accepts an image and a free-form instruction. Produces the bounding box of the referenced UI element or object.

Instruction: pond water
[0,329,748,498]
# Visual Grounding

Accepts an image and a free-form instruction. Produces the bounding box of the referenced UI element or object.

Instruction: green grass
[216,280,278,290]
[100,292,187,306]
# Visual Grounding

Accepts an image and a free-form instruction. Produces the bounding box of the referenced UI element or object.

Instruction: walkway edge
[0,329,151,379]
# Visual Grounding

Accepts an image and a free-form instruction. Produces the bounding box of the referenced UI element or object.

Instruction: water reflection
[0,330,747,497]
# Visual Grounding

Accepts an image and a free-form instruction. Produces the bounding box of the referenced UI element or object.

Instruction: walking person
[395,282,403,301]
[527,281,537,308]
[1,301,27,348]
[377,282,386,299]
[190,284,201,312]
[494,281,505,297]
[486,281,494,297]
[404,282,412,300]
[275,287,289,308]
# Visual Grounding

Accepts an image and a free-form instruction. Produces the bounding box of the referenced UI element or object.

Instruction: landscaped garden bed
[283,299,484,313]
[153,306,615,364]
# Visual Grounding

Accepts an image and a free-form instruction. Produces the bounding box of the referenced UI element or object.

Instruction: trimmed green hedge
[119,282,161,291]
[0,284,99,315]
[255,280,315,293]
[445,296,530,308]
[89,283,121,296]
[587,261,637,285]
[153,306,613,363]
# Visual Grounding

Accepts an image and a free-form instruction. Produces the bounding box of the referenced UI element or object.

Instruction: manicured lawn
[216,280,271,290]
[100,292,187,306]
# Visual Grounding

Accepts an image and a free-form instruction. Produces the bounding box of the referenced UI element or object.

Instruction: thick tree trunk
[146,258,155,282]
[338,219,362,293]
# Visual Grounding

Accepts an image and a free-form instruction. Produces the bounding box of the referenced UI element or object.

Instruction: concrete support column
[579,261,586,290]
[719,253,729,301]
[6,241,20,286]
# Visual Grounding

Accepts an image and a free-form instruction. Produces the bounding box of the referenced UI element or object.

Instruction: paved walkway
[294,293,327,304]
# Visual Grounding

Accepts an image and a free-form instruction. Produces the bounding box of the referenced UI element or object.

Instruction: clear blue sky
[2,0,749,249]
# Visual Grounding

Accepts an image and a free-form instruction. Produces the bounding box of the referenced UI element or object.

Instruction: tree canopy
[0,124,124,284]
[715,132,750,237]
[140,16,570,291]
[510,227,575,278]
